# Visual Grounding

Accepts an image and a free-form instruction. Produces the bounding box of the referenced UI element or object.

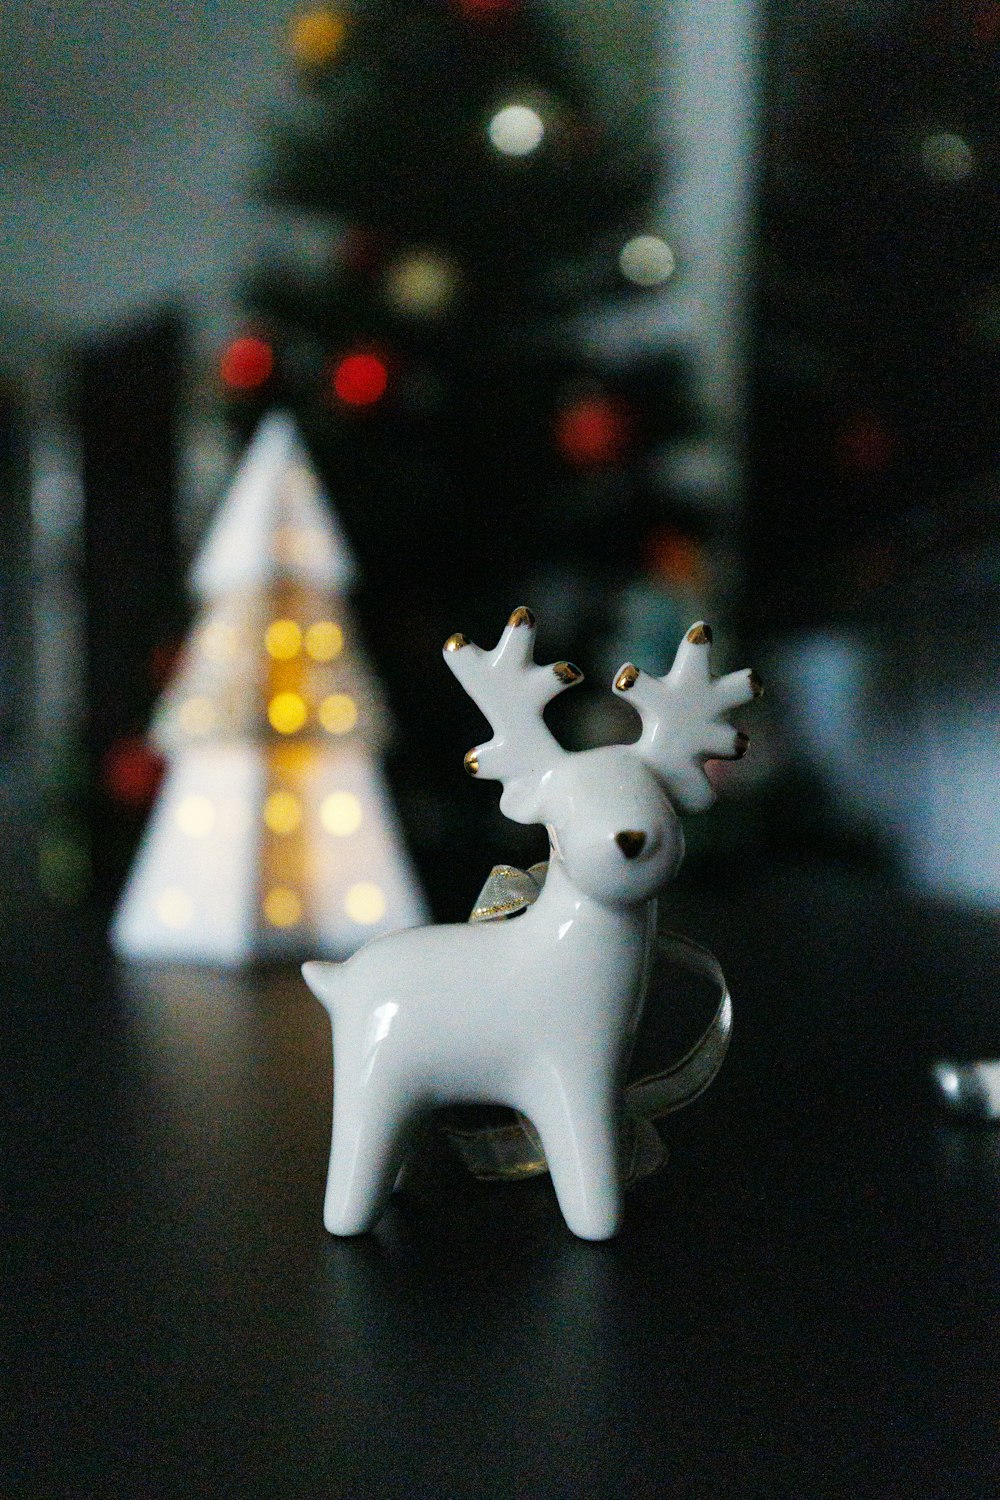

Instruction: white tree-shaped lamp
[112,412,428,965]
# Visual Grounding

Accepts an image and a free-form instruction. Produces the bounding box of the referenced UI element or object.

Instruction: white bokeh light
[921,132,974,182]
[619,234,677,287]
[488,104,545,158]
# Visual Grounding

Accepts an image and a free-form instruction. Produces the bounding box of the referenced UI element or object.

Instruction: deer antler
[443,606,583,824]
[612,622,761,814]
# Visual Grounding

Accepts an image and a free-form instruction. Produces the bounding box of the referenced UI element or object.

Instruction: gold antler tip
[615,663,640,692]
[553,661,582,685]
[686,622,713,646]
[444,632,469,652]
[507,606,535,629]
[749,669,764,699]
[464,749,480,776]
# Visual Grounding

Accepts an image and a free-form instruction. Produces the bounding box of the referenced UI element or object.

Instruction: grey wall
[1,1,658,347]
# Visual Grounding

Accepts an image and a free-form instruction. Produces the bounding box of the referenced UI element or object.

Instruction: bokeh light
[554,394,633,468]
[921,132,974,182]
[318,693,358,734]
[102,736,164,806]
[265,618,303,660]
[175,795,216,838]
[488,104,545,157]
[331,352,389,406]
[289,6,347,67]
[345,882,386,924]
[619,234,676,287]
[219,335,274,392]
[304,620,344,661]
[320,791,363,835]
[264,790,303,835]
[268,692,309,734]
[386,251,458,316]
[264,886,303,927]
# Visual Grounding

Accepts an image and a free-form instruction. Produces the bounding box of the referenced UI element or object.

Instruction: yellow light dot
[304,620,344,661]
[386,252,457,316]
[175,795,216,838]
[265,618,302,660]
[200,622,238,660]
[264,790,303,835]
[320,791,363,836]
[488,104,545,157]
[318,693,357,735]
[179,696,216,735]
[264,886,303,927]
[268,691,308,734]
[289,6,347,68]
[345,882,386,925]
[156,887,194,929]
[619,234,676,287]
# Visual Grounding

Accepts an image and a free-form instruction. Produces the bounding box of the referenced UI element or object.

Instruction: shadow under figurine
[303,606,759,1241]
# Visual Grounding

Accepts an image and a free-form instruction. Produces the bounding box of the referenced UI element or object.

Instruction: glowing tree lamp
[112,411,428,965]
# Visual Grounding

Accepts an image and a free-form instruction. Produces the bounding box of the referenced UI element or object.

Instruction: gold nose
[615,830,646,859]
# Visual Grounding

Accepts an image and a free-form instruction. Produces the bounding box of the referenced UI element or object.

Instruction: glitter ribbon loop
[440,863,733,1184]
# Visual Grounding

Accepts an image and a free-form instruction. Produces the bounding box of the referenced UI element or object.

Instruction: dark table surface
[7,858,1000,1499]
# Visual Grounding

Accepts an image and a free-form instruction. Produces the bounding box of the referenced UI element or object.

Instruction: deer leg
[521,1064,624,1242]
[325,1073,413,1237]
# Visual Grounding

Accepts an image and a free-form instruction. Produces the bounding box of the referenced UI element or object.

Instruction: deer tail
[301,960,346,1014]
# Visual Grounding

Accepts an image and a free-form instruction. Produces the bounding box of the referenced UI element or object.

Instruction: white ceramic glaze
[303,608,758,1240]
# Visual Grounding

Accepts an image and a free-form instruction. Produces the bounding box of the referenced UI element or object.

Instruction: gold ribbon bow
[438,863,733,1187]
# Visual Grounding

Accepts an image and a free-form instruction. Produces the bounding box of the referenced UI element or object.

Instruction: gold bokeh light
[304,620,344,661]
[264,886,303,927]
[320,791,363,836]
[264,790,303,835]
[265,618,303,660]
[345,882,386,924]
[268,691,308,734]
[318,693,357,735]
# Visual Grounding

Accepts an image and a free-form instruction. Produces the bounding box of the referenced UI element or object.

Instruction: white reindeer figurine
[303,607,759,1241]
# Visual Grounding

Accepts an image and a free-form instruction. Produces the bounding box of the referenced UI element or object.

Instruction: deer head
[444,608,760,910]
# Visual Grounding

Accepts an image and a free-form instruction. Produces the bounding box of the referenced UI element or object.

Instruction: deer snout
[615,830,647,860]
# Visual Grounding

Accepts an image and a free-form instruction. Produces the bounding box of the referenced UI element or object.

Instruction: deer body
[304,609,758,1241]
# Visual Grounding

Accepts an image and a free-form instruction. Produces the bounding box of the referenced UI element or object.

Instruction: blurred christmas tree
[112,413,427,964]
[748,0,1000,631]
[218,0,705,912]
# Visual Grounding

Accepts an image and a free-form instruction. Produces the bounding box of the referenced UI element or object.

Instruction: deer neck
[529,854,657,974]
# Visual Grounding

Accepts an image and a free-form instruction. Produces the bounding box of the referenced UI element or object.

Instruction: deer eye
[615,830,646,859]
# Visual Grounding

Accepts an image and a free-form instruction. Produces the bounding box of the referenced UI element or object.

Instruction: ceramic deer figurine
[303,607,759,1241]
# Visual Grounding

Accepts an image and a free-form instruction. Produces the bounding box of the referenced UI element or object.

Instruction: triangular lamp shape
[112,411,428,964]
[192,410,358,598]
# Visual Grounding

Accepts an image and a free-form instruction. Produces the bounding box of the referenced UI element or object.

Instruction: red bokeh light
[644,527,705,589]
[331,352,389,407]
[219,335,274,392]
[102,736,165,809]
[554,394,633,468]
[451,0,521,18]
